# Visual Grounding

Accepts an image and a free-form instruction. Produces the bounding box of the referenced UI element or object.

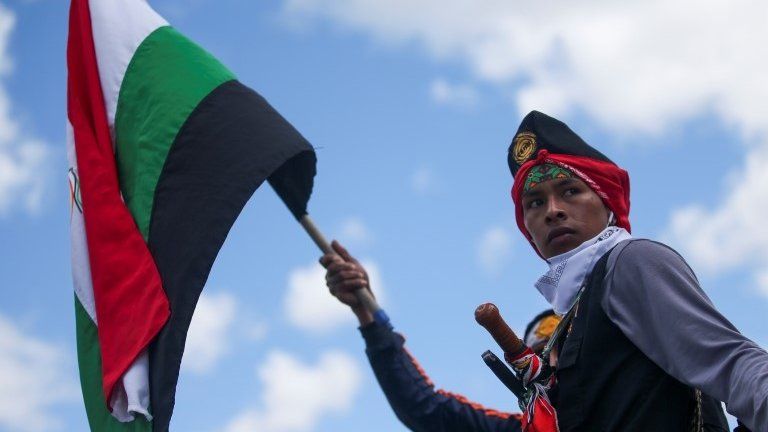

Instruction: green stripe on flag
[115,26,235,238]
[75,296,152,432]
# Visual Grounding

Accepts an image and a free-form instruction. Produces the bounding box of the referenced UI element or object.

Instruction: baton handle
[300,215,390,326]
[475,303,526,358]
[481,350,526,399]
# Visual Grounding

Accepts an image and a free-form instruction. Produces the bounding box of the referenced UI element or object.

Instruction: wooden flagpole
[299,214,390,326]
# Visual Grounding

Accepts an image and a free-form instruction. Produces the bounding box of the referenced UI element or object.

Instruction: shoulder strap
[542,244,619,359]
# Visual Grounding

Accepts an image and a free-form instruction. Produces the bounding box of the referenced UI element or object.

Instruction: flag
[67,0,316,430]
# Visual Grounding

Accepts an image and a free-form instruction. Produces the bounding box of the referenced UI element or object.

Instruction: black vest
[552,248,729,432]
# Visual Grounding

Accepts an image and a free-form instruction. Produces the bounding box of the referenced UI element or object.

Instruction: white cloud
[477,225,513,276]
[757,269,768,299]
[182,291,238,374]
[665,142,768,298]
[411,166,434,195]
[0,4,13,77]
[281,0,768,299]
[223,350,362,432]
[0,4,48,216]
[284,259,385,334]
[245,321,269,343]
[430,78,478,108]
[0,313,79,432]
[337,217,373,246]
[282,0,768,135]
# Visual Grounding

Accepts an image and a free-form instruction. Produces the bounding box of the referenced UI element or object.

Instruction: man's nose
[544,197,567,223]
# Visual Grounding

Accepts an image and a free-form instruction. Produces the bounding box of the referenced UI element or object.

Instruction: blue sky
[1,0,767,431]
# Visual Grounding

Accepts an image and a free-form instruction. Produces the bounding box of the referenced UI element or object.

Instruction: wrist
[352,305,374,326]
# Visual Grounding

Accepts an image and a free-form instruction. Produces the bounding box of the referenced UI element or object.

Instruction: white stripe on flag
[68,120,152,422]
[88,0,166,137]
[67,121,97,322]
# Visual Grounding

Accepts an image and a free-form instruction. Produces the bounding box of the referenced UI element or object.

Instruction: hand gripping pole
[300,215,390,327]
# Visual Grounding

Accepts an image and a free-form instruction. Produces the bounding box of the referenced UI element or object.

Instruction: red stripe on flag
[67,0,169,407]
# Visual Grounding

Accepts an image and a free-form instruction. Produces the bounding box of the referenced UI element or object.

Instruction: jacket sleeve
[360,322,522,432]
[602,239,768,432]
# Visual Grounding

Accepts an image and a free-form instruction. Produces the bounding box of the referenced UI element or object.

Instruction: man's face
[522,177,610,259]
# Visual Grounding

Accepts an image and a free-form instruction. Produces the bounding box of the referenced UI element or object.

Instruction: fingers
[328,278,369,296]
[326,263,367,297]
[325,261,358,276]
[328,277,368,291]
[322,241,369,307]
[319,253,343,268]
[326,269,363,283]
[320,241,360,270]
[332,240,359,263]
[326,265,367,292]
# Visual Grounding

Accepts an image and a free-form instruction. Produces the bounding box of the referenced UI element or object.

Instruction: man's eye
[564,188,579,197]
[528,199,543,209]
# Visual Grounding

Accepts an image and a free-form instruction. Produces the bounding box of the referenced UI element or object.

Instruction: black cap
[508,111,613,176]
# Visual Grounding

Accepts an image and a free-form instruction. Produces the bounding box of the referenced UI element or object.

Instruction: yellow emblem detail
[513,132,537,165]
[534,315,561,340]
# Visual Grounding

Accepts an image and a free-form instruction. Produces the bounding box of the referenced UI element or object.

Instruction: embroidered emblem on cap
[534,315,560,340]
[513,132,537,165]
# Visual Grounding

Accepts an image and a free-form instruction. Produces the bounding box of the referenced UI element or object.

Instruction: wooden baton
[475,303,527,358]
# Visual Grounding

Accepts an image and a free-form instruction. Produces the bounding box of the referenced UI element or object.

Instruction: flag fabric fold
[67,0,170,428]
[68,0,317,430]
[145,77,315,432]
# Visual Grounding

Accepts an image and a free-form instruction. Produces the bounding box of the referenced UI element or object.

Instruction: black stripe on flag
[147,80,316,432]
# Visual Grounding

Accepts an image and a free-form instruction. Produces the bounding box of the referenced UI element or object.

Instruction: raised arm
[321,241,522,432]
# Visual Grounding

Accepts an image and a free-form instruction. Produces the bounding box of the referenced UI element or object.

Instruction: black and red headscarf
[508,111,631,252]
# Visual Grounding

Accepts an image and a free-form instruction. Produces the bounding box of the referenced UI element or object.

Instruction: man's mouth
[547,227,576,243]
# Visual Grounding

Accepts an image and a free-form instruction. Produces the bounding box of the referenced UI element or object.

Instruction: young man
[322,111,766,431]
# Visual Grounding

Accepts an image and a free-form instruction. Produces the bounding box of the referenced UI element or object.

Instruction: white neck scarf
[534,226,632,315]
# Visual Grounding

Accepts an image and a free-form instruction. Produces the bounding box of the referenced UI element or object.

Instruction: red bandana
[511,150,631,254]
